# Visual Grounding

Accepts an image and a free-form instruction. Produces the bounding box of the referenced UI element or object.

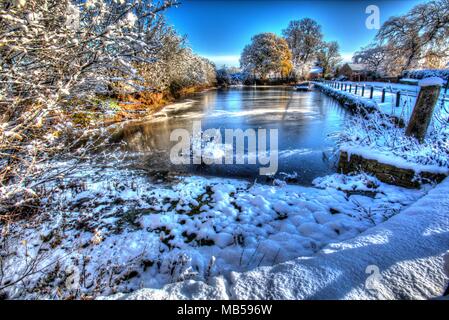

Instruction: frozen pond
[114,87,349,185]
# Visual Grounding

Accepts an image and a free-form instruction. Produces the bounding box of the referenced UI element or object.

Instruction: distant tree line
[237,18,342,82]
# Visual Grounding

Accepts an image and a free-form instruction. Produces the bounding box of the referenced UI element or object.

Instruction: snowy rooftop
[345,63,368,72]
[310,67,323,74]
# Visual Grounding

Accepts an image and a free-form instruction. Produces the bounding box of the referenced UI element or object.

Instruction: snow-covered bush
[402,69,449,81]
[338,102,449,168]
[216,67,245,86]
[240,33,292,80]
[0,0,177,215]
[138,29,216,93]
[165,48,216,95]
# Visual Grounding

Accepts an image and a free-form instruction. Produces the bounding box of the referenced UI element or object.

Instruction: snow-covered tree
[136,26,216,94]
[316,41,342,77]
[0,0,178,213]
[216,66,244,86]
[352,45,389,76]
[375,0,449,73]
[1,0,178,105]
[137,26,186,91]
[282,18,323,79]
[165,48,216,94]
[240,33,292,80]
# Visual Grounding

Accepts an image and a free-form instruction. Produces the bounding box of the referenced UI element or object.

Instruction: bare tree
[282,18,323,79]
[376,15,421,73]
[375,0,449,74]
[0,0,178,214]
[352,45,389,76]
[316,41,342,77]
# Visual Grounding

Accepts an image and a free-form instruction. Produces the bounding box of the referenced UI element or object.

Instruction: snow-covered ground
[0,160,432,299]
[106,176,449,300]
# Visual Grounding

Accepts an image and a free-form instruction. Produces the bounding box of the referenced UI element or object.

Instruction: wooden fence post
[355,85,358,95]
[349,84,352,93]
[396,91,401,107]
[370,87,374,99]
[405,77,444,142]
[361,86,365,97]
[381,88,386,103]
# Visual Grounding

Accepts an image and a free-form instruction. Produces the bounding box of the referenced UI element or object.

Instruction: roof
[309,66,323,74]
[345,63,368,71]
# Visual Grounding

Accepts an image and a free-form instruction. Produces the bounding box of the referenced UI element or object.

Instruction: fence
[315,80,449,130]
[317,80,449,107]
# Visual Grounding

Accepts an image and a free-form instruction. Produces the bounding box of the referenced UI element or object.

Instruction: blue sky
[166,0,426,67]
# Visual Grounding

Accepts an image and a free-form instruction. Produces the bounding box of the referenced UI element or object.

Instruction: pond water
[114,87,348,185]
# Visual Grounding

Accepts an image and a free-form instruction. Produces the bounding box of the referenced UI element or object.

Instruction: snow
[349,81,421,92]
[0,159,431,299]
[399,78,419,85]
[124,12,137,27]
[337,104,449,169]
[314,82,378,110]
[403,69,449,82]
[106,177,449,300]
[3,81,449,299]
[341,145,449,175]
[313,82,419,122]
[418,77,445,87]
[315,80,449,171]
[316,80,448,126]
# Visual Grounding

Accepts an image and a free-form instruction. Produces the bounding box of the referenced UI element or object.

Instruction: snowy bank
[336,96,449,174]
[0,160,428,299]
[341,145,449,175]
[108,177,449,300]
[313,82,378,111]
[418,77,445,87]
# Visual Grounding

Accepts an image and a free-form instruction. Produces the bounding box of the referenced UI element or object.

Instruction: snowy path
[110,177,449,300]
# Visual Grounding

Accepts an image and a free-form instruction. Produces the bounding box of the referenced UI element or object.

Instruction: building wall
[338,64,368,81]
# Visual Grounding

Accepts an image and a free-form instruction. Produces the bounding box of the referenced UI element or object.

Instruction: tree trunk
[405,83,441,142]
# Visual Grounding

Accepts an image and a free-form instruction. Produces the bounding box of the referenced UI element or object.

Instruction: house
[308,66,323,80]
[337,63,369,81]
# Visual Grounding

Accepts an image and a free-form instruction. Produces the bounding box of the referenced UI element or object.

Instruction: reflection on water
[113,87,348,185]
